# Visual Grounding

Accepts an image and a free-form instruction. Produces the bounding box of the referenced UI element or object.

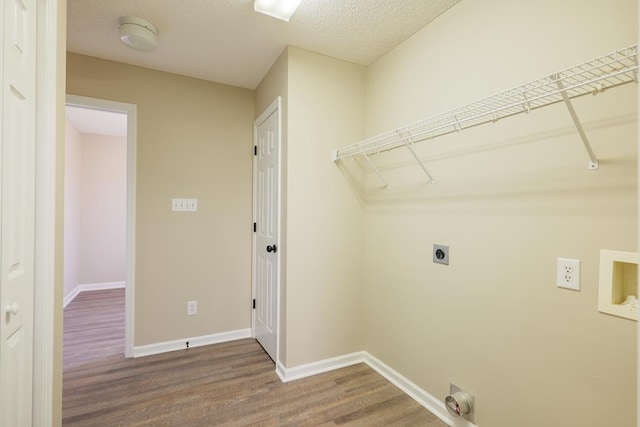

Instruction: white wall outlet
[557,258,580,291]
[187,300,197,315]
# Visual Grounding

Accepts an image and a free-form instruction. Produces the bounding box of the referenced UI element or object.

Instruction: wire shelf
[333,44,638,173]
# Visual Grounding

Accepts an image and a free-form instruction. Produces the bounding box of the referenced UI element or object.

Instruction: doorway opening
[63,95,137,362]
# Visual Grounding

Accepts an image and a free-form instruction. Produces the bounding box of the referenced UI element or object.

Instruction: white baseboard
[133,328,252,358]
[275,361,287,382]
[363,353,475,427]
[63,281,126,308]
[276,351,366,383]
[277,351,476,427]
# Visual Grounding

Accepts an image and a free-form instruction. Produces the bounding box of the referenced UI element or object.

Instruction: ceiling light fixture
[254,0,303,22]
[118,16,159,52]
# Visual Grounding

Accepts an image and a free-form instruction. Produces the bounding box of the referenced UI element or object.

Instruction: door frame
[251,96,282,366]
[65,94,137,358]
[32,0,60,424]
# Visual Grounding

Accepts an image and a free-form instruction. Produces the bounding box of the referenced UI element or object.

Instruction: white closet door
[0,0,37,425]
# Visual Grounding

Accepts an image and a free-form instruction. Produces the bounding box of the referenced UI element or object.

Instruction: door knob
[4,302,18,315]
[266,244,277,253]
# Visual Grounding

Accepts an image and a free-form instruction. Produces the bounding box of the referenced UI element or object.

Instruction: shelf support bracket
[522,91,531,113]
[361,152,389,188]
[398,131,435,185]
[453,115,462,132]
[554,78,599,170]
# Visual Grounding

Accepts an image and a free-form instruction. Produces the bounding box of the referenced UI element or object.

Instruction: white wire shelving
[332,44,639,187]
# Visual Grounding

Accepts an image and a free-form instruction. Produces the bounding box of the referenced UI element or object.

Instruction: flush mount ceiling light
[118,16,159,52]
[254,0,303,22]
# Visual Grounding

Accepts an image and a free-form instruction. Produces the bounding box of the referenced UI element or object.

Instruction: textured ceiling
[67,0,460,89]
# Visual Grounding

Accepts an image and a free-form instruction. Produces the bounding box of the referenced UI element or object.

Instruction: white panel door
[0,0,37,425]
[254,103,279,362]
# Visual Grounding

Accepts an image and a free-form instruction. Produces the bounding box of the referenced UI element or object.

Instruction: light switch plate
[172,198,198,212]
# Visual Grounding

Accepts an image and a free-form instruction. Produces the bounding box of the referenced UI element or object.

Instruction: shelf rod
[553,77,599,169]
[399,131,435,185]
[362,152,389,188]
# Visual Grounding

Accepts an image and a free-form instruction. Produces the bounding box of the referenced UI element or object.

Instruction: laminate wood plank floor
[63,289,448,426]
[64,288,125,368]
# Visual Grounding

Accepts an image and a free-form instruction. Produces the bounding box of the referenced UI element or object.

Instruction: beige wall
[256,49,288,120]
[66,53,255,345]
[79,133,127,286]
[363,1,637,427]
[63,119,82,297]
[256,48,367,367]
[286,48,366,366]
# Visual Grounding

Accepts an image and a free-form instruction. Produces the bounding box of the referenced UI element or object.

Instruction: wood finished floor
[63,289,448,426]
[64,288,125,369]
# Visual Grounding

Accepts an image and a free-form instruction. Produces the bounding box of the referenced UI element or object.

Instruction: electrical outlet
[187,300,197,315]
[557,258,580,291]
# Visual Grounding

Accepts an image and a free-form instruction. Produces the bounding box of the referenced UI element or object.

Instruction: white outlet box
[187,300,197,315]
[557,258,581,291]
